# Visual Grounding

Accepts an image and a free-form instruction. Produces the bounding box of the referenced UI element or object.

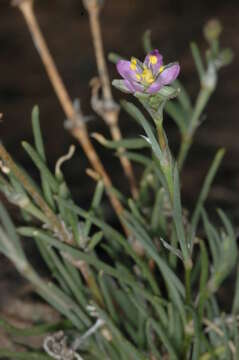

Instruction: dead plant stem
[12,0,127,233]
[83,0,138,198]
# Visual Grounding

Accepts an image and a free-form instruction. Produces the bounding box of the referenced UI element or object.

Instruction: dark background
[0,0,239,211]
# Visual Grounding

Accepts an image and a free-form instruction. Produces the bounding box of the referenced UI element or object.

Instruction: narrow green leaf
[121,151,152,166]
[202,210,221,269]
[32,106,55,209]
[150,318,178,360]
[198,240,209,320]
[0,202,24,258]
[189,307,201,360]
[217,208,235,241]
[128,198,147,226]
[32,106,45,160]
[172,165,189,261]
[92,133,149,150]
[98,274,118,323]
[17,227,137,289]
[22,141,59,193]
[96,306,145,360]
[123,214,186,323]
[151,188,167,232]
[0,316,72,337]
[146,320,162,359]
[56,197,160,295]
[121,101,162,160]
[37,240,89,314]
[83,180,104,238]
[86,231,103,251]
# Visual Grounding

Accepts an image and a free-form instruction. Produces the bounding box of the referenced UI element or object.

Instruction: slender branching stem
[0,142,71,244]
[83,0,138,198]
[12,0,127,234]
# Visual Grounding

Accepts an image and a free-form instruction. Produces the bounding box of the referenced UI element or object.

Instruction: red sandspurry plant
[0,2,236,359]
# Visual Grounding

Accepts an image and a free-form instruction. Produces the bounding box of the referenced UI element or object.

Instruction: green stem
[178,87,213,170]
[155,119,174,203]
[185,263,192,306]
[183,262,193,358]
[156,120,167,152]
[163,162,174,205]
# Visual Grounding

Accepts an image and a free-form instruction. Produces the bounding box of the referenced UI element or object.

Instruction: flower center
[141,68,154,84]
[129,56,164,86]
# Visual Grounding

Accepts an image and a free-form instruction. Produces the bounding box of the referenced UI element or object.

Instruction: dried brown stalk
[83,0,138,199]
[12,0,127,234]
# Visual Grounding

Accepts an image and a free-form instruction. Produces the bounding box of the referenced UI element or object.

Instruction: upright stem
[154,114,174,203]
[12,0,127,234]
[185,263,192,305]
[156,122,167,152]
[83,0,138,198]
[154,112,193,308]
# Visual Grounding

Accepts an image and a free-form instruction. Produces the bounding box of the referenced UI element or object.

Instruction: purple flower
[116,49,180,94]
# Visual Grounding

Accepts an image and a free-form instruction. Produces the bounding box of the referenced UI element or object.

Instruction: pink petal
[144,49,163,75]
[124,79,144,93]
[159,63,180,85]
[116,60,138,82]
[146,78,163,94]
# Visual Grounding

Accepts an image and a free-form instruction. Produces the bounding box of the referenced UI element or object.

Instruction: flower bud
[203,19,222,43]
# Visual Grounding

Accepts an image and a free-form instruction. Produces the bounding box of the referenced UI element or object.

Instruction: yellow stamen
[159,66,164,73]
[141,68,154,84]
[130,57,137,71]
[136,73,141,80]
[149,55,158,64]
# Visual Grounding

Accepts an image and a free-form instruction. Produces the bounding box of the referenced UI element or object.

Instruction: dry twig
[11,0,127,233]
[83,0,138,198]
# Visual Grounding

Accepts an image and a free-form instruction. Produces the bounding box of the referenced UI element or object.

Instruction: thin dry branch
[83,0,138,198]
[12,0,127,234]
